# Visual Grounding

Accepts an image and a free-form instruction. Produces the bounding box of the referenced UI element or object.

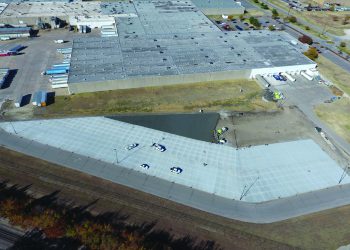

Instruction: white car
[170,167,183,174]
[140,164,150,170]
[126,143,139,150]
[222,127,228,132]
[219,138,227,144]
[152,143,166,152]
[54,40,64,44]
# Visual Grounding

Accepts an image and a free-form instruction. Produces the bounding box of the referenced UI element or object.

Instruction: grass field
[316,55,350,96]
[315,55,350,144]
[315,98,350,143]
[36,79,275,117]
[303,12,350,36]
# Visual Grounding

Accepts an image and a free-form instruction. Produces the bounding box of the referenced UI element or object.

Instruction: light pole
[113,148,119,164]
[339,165,349,184]
[0,113,17,134]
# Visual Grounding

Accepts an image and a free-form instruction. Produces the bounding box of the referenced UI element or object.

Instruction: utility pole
[0,113,17,134]
[9,121,17,134]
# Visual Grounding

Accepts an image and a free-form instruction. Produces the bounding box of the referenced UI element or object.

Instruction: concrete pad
[1,117,348,203]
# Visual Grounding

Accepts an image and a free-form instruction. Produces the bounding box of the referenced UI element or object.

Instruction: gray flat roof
[68,31,314,84]
[1,117,348,203]
[191,0,244,9]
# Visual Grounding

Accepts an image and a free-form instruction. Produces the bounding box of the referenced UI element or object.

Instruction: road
[246,0,350,73]
[262,0,344,42]
[0,220,24,250]
[2,128,350,223]
[279,21,350,72]
[274,76,350,157]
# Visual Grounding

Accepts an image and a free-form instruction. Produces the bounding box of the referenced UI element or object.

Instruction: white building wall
[250,63,317,78]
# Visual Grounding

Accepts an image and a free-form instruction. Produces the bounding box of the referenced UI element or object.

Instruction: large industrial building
[68,31,316,93]
[0,0,316,94]
[66,0,315,94]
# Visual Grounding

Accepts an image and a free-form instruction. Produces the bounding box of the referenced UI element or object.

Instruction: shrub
[298,35,313,45]
[304,47,318,60]
[288,16,297,23]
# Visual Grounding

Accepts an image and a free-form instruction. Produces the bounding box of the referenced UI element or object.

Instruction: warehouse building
[66,0,315,94]
[190,0,245,15]
[68,30,316,94]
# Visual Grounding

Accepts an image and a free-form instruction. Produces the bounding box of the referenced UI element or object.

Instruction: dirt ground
[2,145,350,249]
[2,79,276,120]
[215,106,349,167]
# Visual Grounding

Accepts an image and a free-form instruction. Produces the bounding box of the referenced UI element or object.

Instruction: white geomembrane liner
[1,117,349,202]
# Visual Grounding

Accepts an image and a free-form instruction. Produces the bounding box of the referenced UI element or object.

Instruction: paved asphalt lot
[0,29,98,103]
[2,127,350,223]
[1,117,348,202]
[273,75,350,156]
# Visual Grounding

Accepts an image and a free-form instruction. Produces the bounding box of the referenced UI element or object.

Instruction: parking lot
[211,15,280,32]
[0,29,99,105]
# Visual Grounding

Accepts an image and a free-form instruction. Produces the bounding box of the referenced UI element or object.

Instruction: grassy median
[36,79,275,117]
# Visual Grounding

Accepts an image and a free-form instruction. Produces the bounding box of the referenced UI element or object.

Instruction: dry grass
[316,55,350,96]
[303,12,350,36]
[330,85,344,96]
[315,98,350,143]
[269,0,350,36]
[36,80,276,118]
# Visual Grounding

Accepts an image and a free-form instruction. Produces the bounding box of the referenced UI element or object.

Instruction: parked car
[126,143,139,150]
[140,163,150,169]
[219,138,227,144]
[152,143,166,152]
[170,167,183,174]
[279,74,287,81]
[273,74,284,81]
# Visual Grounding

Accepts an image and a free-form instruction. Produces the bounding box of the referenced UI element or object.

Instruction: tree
[261,3,269,9]
[272,9,279,19]
[305,26,310,30]
[298,35,313,45]
[340,41,346,47]
[268,25,276,31]
[239,14,245,21]
[288,16,297,23]
[304,47,318,60]
[249,16,261,28]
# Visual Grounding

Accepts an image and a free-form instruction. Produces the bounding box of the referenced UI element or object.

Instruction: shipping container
[43,68,68,75]
[301,71,313,81]
[52,63,70,68]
